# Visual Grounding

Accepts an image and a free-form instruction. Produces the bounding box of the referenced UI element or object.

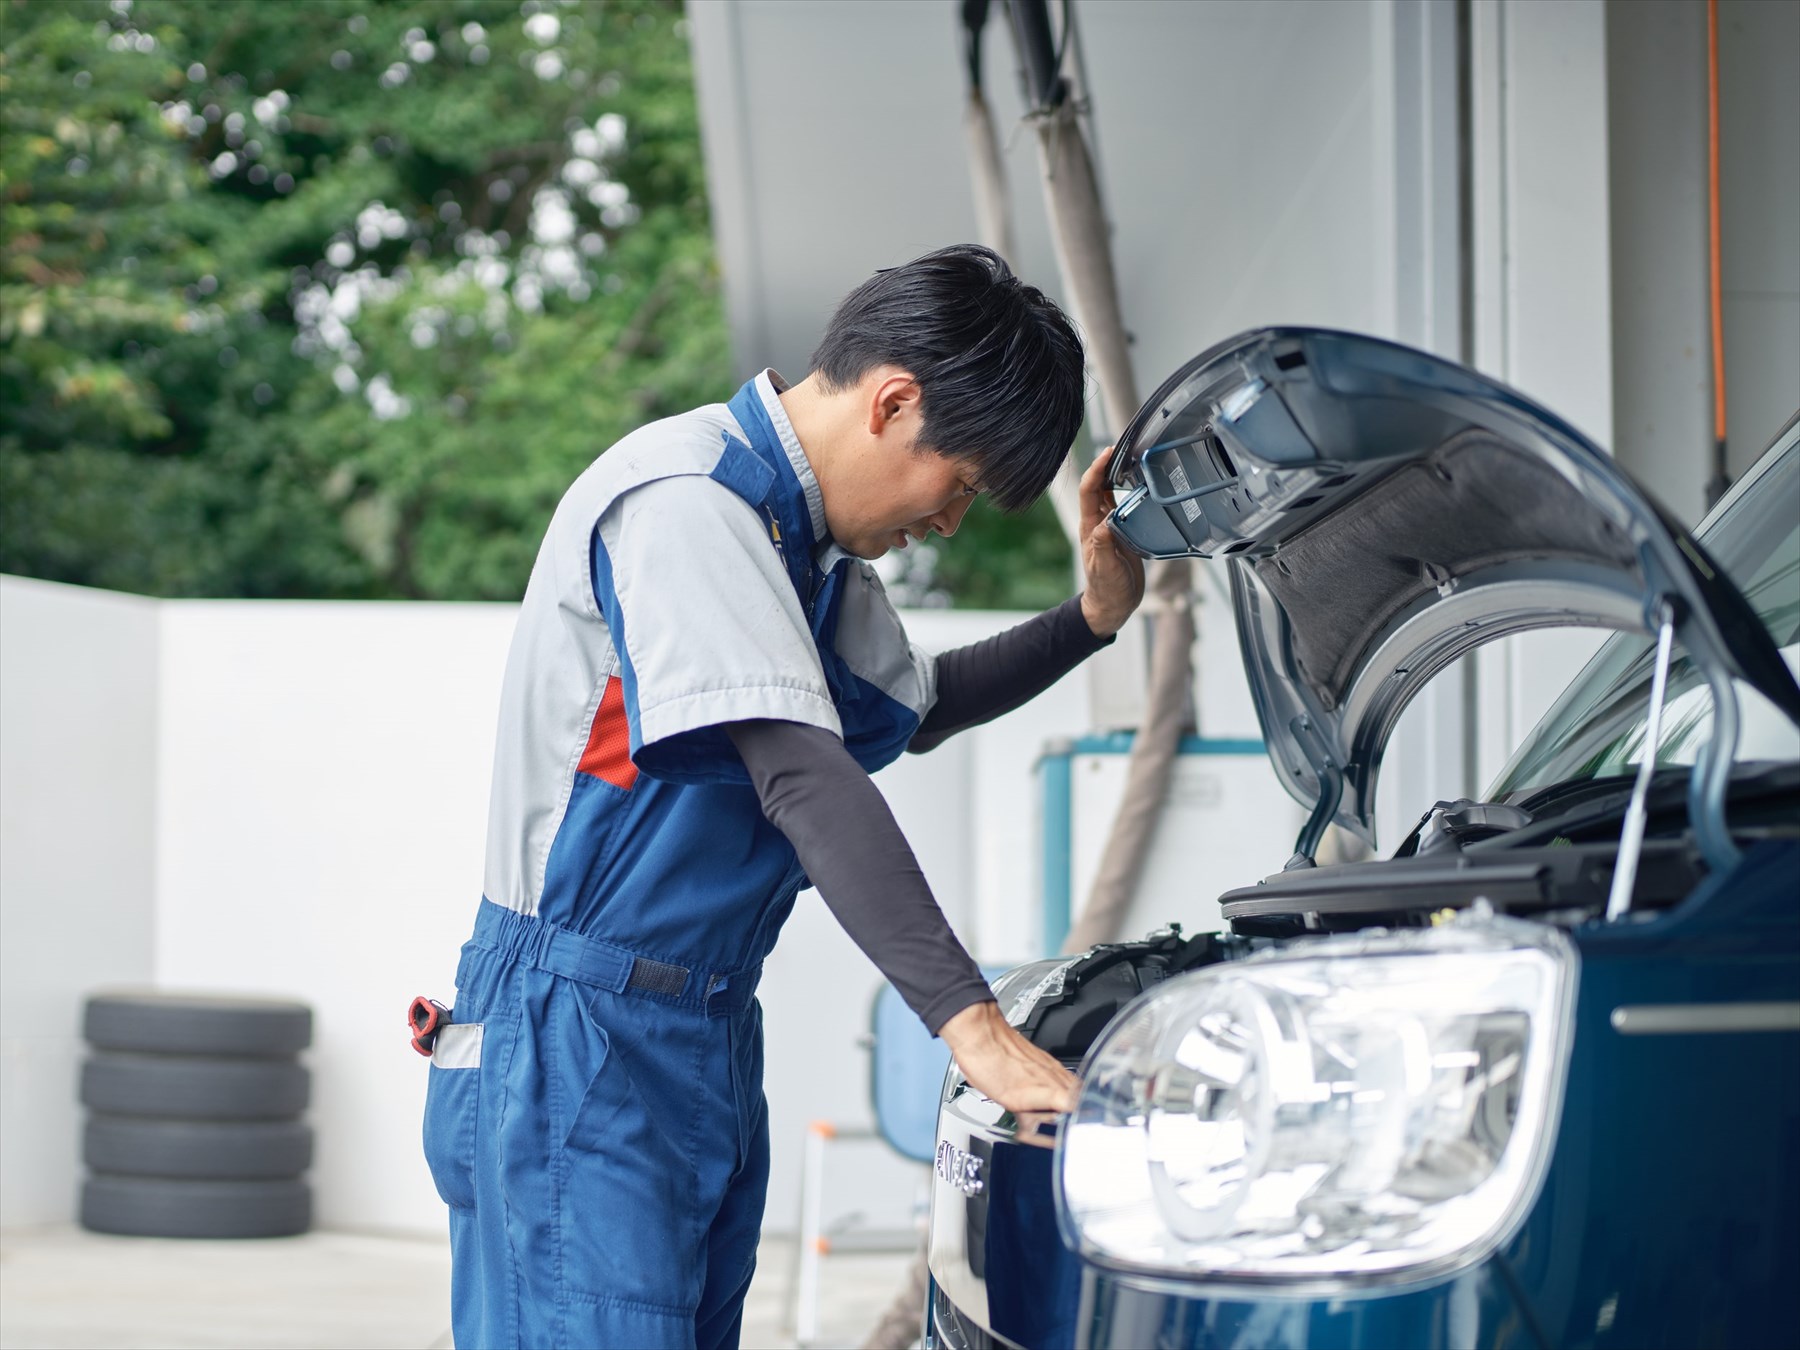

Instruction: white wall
[0,577,159,1228]
[1718,0,1800,479]
[1465,0,1622,797]
[1607,0,1715,523]
[1472,0,1615,449]
[1077,0,1396,370]
[151,601,517,1235]
[1607,0,1800,525]
[1069,752,1305,941]
[692,0,1398,404]
[1,582,1129,1235]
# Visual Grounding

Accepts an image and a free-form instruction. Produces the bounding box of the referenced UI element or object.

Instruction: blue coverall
[422,373,937,1348]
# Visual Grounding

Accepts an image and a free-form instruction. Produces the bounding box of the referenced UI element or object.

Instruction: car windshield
[1492,425,1800,799]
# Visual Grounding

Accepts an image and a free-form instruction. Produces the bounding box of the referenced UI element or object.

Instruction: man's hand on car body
[938,998,1078,1138]
[1077,445,1147,639]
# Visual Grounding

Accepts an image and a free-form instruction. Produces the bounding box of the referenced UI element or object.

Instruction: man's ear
[866,369,923,439]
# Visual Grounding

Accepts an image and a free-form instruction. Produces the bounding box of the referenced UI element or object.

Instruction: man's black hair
[808,245,1085,513]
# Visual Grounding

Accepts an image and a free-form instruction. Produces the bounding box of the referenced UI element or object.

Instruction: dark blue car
[926,330,1800,1350]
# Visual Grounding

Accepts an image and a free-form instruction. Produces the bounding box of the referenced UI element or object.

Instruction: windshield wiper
[1511,774,1642,821]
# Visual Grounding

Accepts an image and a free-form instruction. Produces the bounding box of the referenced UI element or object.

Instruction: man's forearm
[909,594,1114,753]
[726,719,994,1033]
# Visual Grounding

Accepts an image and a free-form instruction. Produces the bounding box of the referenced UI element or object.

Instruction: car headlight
[1056,913,1576,1290]
[943,957,1080,1101]
[992,957,1082,1027]
[940,959,1082,1103]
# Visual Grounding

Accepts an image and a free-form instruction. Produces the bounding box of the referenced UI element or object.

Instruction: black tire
[81,1053,310,1121]
[81,1175,311,1238]
[84,1115,313,1180]
[84,991,312,1057]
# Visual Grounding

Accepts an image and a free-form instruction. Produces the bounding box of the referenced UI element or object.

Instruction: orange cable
[1708,0,1726,447]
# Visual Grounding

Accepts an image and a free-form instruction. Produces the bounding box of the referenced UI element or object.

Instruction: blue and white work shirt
[480,371,938,969]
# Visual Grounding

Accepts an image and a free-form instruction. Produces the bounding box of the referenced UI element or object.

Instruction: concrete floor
[0,1226,915,1350]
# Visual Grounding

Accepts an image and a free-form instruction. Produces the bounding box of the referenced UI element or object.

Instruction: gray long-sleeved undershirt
[726,595,1112,1033]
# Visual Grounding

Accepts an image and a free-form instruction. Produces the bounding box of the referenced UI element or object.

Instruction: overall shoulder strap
[721,379,826,615]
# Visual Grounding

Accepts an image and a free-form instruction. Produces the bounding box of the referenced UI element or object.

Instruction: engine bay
[1011,929,1257,1063]
[1223,763,1800,938]
[1011,765,1800,1063]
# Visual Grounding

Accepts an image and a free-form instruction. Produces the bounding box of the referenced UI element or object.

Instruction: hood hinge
[1284,713,1343,870]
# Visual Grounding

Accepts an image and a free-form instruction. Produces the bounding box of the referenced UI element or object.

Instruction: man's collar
[754,371,831,555]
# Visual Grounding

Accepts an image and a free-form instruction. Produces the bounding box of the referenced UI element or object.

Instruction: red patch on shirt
[576,676,638,790]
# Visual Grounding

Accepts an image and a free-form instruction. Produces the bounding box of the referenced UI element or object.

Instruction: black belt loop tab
[626,956,689,998]
[471,901,760,1011]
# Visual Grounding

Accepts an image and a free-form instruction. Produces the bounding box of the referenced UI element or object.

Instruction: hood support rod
[1606,600,1677,920]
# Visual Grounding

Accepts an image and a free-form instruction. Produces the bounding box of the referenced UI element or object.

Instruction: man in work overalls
[421,245,1146,1348]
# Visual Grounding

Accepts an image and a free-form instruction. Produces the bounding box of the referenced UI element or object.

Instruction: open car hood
[1105,328,1800,857]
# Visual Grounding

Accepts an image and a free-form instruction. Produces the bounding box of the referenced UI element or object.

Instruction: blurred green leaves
[1,0,727,598]
[1,0,1069,605]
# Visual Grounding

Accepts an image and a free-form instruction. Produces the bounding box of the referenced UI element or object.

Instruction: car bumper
[1069,1260,1540,1350]
[925,1082,1081,1350]
[927,1254,1538,1350]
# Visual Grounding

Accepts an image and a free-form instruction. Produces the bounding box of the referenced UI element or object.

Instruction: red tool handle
[408,996,449,1057]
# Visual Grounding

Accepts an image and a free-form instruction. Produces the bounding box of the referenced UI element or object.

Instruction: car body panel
[1103,329,1800,849]
[1076,1260,1534,1350]
[929,1086,1081,1350]
[1059,839,1800,1350]
[1516,838,1800,1350]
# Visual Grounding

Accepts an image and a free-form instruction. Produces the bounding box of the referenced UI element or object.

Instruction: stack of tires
[79,992,315,1239]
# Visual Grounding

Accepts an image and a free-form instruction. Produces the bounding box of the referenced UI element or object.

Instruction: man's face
[826,435,983,561]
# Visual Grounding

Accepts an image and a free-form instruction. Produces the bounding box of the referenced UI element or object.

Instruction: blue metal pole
[1038,741,1074,956]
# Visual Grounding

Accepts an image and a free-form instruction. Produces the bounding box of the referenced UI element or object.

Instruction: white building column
[1371,0,1477,844]
[1469,0,1615,792]
[1606,0,1713,525]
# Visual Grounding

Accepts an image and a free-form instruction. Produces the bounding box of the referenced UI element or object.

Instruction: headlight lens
[993,957,1082,1027]
[940,959,1080,1103]
[1057,914,1576,1288]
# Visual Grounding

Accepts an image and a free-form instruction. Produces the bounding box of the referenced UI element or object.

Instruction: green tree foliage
[1,0,1070,603]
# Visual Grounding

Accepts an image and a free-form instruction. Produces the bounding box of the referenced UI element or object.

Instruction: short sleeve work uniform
[419,373,937,1349]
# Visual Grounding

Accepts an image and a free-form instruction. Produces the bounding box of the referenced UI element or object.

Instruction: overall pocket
[421,1022,484,1210]
[724,1001,763,1177]
[557,989,701,1307]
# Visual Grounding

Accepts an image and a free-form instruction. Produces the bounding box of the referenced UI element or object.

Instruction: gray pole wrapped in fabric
[965,90,1016,262]
[961,0,1017,266]
[1004,0,1196,953]
[960,0,1083,544]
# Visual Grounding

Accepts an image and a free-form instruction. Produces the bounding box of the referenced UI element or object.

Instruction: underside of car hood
[1106,328,1800,857]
